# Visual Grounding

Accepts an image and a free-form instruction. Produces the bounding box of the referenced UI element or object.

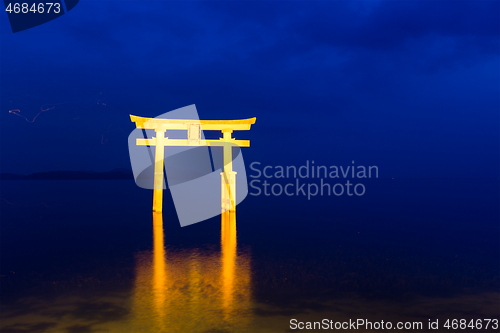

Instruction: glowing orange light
[131,213,252,332]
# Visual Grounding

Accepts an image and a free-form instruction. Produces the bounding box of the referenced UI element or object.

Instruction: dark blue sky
[1,1,498,178]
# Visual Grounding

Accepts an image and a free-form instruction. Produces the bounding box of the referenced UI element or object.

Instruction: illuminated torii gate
[130,115,256,216]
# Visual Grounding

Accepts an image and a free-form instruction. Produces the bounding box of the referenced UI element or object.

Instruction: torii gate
[130,115,256,217]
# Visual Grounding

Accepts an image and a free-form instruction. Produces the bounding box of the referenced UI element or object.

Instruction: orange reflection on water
[221,210,237,320]
[152,213,166,319]
[131,212,252,333]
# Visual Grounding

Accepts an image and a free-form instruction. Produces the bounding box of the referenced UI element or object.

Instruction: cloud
[0,1,498,176]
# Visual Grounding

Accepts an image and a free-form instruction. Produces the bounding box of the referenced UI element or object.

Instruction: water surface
[1,179,498,332]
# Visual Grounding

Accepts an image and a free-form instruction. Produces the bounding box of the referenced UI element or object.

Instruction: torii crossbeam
[130,115,256,216]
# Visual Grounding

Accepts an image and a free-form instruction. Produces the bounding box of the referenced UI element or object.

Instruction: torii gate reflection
[130,115,256,217]
[131,212,252,332]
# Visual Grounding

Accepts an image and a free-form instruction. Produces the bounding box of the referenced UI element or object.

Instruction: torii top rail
[130,115,256,213]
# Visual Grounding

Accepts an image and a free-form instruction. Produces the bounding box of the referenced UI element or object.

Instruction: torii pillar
[221,129,237,223]
[153,129,165,212]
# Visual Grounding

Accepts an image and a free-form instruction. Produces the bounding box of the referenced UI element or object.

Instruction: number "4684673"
[444,319,498,330]
[5,2,61,14]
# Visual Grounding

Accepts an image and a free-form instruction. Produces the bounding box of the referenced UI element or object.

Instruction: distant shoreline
[0,170,134,180]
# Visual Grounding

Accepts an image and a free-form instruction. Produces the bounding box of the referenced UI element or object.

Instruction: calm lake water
[1,179,498,332]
